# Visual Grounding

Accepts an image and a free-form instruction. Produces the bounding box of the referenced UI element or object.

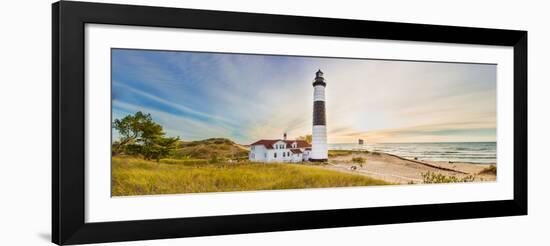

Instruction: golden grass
[174,138,249,160]
[327,149,376,158]
[112,157,389,196]
[479,164,497,175]
[328,150,356,157]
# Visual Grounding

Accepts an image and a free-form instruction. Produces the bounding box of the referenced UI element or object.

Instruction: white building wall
[250,142,311,163]
[260,141,293,163]
[311,125,328,160]
[291,154,302,162]
[302,150,311,161]
[265,149,274,162]
[249,145,268,162]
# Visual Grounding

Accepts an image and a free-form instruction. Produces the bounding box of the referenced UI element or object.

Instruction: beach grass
[479,164,497,175]
[328,149,370,157]
[421,171,476,184]
[173,138,249,160]
[351,157,366,164]
[112,156,389,196]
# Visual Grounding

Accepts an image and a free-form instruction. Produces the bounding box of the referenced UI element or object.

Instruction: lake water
[329,142,496,164]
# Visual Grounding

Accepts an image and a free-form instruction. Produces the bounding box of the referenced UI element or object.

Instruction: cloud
[330,121,496,143]
[113,82,237,126]
[112,49,497,144]
[112,100,232,141]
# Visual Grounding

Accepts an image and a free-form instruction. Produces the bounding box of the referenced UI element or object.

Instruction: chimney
[283,132,287,140]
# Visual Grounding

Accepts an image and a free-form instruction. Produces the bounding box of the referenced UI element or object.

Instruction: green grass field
[112,157,389,196]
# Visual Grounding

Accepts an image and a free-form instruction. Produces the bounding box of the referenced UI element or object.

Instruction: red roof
[250,139,311,149]
[290,149,303,154]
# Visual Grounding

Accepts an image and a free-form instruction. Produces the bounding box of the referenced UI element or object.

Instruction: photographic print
[52,3,527,244]
[111,48,497,196]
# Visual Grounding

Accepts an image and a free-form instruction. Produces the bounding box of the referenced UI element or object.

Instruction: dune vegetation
[479,164,497,175]
[111,112,389,196]
[112,156,389,196]
[173,138,249,160]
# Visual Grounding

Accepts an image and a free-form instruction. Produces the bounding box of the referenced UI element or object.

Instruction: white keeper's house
[249,133,312,163]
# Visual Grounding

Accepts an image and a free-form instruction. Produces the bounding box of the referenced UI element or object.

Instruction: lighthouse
[311,69,328,161]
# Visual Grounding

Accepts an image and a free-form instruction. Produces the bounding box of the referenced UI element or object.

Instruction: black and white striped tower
[311,69,328,161]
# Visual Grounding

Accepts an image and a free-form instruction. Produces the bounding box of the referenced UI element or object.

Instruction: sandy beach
[321,151,496,184]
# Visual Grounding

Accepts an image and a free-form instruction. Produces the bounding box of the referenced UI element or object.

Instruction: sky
[112,48,497,144]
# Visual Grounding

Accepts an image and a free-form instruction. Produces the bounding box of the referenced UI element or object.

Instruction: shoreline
[321,150,496,184]
[328,142,496,166]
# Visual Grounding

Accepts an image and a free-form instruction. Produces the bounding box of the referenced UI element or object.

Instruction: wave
[329,142,496,164]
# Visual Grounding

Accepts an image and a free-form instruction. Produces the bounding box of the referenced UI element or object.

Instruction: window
[283,152,286,157]
[274,153,277,158]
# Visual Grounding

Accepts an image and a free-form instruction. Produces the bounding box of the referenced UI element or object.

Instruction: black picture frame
[52,1,527,245]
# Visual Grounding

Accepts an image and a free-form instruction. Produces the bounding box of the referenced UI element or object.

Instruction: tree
[112,111,179,161]
[141,135,180,162]
[296,134,312,144]
[112,111,152,154]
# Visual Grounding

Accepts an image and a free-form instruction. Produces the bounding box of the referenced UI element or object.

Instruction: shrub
[309,161,329,166]
[209,155,221,164]
[351,157,366,168]
[328,150,369,157]
[328,150,353,157]
[421,172,476,184]
[479,164,497,175]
